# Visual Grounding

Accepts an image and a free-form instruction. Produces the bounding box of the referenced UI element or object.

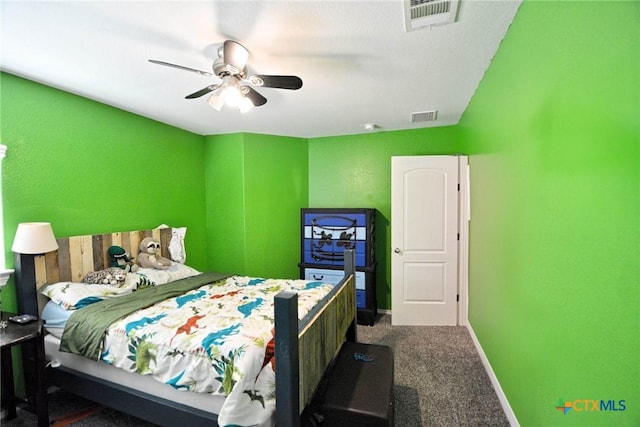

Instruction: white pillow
[169,226,187,263]
[40,264,200,309]
[40,273,139,309]
[136,262,200,285]
[156,224,187,263]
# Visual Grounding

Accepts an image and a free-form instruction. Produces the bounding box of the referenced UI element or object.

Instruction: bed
[15,227,357,427]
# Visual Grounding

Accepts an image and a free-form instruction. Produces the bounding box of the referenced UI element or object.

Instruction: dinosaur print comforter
[63,274,334,427]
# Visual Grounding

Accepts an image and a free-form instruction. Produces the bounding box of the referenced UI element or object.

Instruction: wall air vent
[403,0,460,31]
[411,110,438,123]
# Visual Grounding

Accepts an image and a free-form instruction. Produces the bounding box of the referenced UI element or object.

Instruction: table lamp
[11,222,58,316]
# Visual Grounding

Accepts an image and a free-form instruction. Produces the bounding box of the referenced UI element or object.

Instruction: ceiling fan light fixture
[220,76,242,107]
[222,86,242,107]
[207,77,254,112]
[239,97,254,113]
[207,92,224,111]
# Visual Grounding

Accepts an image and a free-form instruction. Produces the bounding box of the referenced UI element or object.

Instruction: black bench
[311,342,394,426]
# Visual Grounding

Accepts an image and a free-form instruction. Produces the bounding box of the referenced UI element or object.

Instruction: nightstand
[0,313,48,427]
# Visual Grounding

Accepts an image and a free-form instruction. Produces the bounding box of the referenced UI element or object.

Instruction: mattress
[44,333,226,414]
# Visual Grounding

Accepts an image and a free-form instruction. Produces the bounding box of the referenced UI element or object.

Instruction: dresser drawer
[303,267,365,290]
[302,240,367,266]
[356,290,367,309]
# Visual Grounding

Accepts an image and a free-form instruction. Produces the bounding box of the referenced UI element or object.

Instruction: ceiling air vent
[411,110,438,123]
[403,0,459,31]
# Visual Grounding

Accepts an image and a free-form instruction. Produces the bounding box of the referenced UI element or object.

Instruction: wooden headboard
[32,228,172,313]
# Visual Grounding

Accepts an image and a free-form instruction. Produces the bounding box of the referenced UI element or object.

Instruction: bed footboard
[274,249,357,427]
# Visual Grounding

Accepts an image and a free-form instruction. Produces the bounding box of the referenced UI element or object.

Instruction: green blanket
[60,272,232,360]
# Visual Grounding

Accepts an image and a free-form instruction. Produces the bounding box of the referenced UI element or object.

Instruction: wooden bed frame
[14,228,356,427]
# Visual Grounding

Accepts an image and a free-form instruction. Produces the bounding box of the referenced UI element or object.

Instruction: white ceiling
[0,1,521,139]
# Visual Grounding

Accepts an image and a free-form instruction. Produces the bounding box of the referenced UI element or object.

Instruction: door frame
[388,154,470,326]
[457,155,470,326]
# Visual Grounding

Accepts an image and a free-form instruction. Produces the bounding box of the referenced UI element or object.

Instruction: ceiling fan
[149,40,303,113]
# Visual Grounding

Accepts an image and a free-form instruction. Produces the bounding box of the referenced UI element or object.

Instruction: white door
[391,155,466,325]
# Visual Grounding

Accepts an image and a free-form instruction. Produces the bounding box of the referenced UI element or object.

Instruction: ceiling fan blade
[149,59,213,77]
[185,84,221,99]
[223,40,249,73]
[243,87,267,107]
[248,74,303,90]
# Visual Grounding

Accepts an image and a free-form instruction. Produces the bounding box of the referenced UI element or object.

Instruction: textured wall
[204,133,308,278]
[1,72,207,311]
[457,1,639,425]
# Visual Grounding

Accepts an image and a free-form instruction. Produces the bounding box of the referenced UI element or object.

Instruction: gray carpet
[357,314,510,426]
[3,314,510,426]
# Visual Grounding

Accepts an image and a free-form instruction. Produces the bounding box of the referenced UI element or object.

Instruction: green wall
[457,1,639,425]
[308,126,463,309]
[205,132,308,278]
[0,72,208,311]
[204,133,247,274]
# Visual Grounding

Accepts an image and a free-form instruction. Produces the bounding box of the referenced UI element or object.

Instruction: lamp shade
[11,222,58,254]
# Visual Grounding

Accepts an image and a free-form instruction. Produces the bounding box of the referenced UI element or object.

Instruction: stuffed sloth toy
[137,237,172,270]
[108,245,139,272]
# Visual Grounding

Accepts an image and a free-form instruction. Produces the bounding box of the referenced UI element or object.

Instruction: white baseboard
[466,323,520,426]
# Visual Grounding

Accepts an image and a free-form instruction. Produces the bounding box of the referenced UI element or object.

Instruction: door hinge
[456,294,460,302]
[457,233,460,241]
[457,183,460,191]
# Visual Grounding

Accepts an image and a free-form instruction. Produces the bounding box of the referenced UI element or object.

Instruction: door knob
[393,248,401,254]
